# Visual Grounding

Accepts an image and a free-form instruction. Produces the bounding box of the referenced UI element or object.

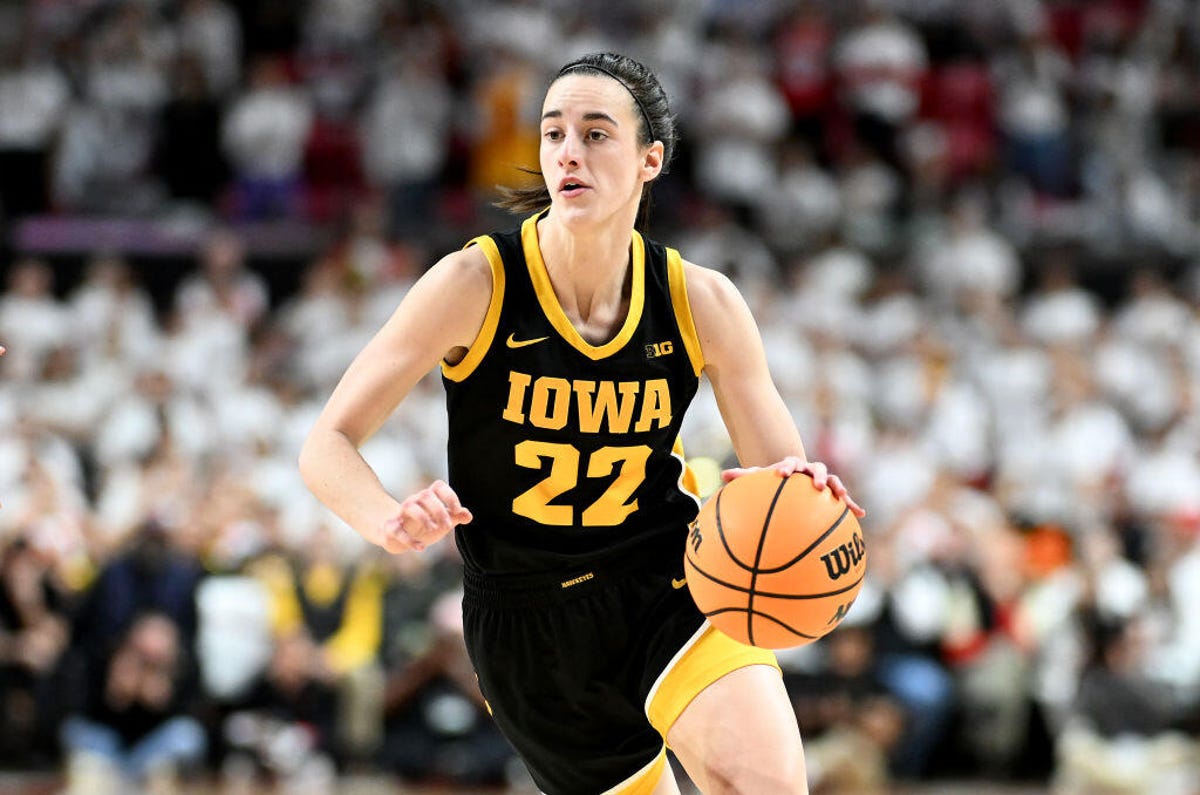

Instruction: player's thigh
[666,664,807,794]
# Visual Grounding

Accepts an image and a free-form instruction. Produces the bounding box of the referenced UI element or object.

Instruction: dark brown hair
[495,52,678,230]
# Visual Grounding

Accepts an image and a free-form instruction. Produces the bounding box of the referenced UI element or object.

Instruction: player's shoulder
[415,239,497,304]
[432,240,494,281]
[678,258,743,313]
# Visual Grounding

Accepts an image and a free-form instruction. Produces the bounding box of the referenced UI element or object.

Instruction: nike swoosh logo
[506,333,549,348]
[671,577,687,590]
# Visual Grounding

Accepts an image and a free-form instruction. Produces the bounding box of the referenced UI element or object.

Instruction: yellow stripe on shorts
[645,622,779,737]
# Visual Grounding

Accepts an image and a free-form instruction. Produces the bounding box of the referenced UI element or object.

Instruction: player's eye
[587,129,607,142]
[544,129,563,141]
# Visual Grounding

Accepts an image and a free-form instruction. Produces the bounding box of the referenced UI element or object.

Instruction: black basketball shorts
[461,543,778,794]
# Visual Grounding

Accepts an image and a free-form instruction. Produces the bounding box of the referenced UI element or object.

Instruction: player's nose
[558,132,582,167]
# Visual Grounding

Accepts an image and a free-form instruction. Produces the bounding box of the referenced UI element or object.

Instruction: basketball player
[301,52,864,794]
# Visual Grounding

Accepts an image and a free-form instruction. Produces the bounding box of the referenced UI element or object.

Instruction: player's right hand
[722,457,865,518]
[378,479,473,554]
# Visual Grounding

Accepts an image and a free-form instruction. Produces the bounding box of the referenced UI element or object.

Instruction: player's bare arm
[684,261,863,517]
[299,246,492,552]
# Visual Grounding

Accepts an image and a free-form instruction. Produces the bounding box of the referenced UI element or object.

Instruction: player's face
[539,75,662,228]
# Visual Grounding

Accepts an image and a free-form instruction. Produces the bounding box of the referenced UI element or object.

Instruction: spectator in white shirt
[834,4,927,172]
[0,41,69,216]
[222,56,314,220]
[0,259,69,384]
[361,44,454,238]
[177,0,242,99]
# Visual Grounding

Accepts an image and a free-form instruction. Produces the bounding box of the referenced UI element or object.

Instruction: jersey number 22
[512,441,651,526]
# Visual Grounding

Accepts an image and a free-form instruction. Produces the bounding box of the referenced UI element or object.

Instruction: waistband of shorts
[462,546,677,609]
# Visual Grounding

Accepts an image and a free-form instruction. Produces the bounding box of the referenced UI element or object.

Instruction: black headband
[556,62,656,144]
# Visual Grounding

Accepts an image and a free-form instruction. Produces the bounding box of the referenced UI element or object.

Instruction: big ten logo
[819,532,865,581]
[688,521,703,553]
[645,340,674,359]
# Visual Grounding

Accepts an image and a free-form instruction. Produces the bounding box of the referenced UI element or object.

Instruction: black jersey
[442,210,704,577]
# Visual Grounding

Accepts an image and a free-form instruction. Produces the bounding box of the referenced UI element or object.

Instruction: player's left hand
[722,456,865,518]
[381,479,473,553]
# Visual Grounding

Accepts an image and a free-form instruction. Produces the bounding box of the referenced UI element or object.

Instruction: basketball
[683,469,867,649]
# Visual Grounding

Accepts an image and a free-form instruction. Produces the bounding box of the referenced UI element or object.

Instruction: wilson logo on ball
[688,522,703,553]
[819,532,865,581]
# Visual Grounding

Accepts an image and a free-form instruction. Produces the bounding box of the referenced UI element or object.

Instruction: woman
[300,52,863,794]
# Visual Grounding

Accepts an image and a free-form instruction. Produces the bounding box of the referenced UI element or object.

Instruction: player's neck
[537,215,633,322]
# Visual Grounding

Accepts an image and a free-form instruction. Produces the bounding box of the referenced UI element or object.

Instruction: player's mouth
[558,178,590,197]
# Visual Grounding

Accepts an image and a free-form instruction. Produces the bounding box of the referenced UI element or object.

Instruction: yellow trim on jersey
[645,623,779,737]
[666,248,704,377]
[672,437,701,506]
[603,746,667,795]
[442,235,506,382]
[521,212,646,360]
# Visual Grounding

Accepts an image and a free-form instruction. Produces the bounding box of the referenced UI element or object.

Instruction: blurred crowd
[4,0,1200,793]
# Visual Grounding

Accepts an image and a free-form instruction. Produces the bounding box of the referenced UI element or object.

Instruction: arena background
[1,0,1199,793]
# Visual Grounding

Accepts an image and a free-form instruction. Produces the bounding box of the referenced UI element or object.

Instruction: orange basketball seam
[684,554,749,593]
[747,610,824,639]
[713,487,756,572]
[746,476,791,647]
[684,555,865,599]
[754,506,851,574]
[751,574,865,600]
[703,607,822,640]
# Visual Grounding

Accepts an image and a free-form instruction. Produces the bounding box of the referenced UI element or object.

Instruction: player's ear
[641,141,664,182]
